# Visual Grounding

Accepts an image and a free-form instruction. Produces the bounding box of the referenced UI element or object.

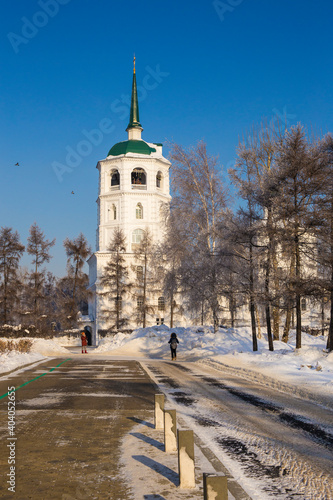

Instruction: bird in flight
[71,191,74,194]
[14,162,19,166]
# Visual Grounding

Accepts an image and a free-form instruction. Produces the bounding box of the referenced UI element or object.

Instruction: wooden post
[178,430,195,488]
[154,394,164,429]
[164,409,177,452]
[203,473,228,500]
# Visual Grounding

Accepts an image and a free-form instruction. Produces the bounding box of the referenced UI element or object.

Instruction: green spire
[126,56,142,131]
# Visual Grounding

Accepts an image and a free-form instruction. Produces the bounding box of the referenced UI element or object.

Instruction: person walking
[168,332,179,360]
[81,331,88,354]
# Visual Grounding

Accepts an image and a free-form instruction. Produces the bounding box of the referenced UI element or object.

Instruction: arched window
[112,204,117,220]
[132,229,144,250]
[111,169,120,187]
[156,171,162,188]
[301,298,307,311]
[158,297,165,311]
[136,203,143,219]
[131,168,146,187]
[136,265,144,281]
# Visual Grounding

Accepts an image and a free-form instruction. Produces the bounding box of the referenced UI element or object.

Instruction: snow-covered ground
[1,326,332,402]
[1,326,332,499]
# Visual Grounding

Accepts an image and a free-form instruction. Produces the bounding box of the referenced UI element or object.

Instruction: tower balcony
[131,184,147,190]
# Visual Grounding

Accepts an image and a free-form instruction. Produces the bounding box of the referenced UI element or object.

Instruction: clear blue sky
[1,0,333,276]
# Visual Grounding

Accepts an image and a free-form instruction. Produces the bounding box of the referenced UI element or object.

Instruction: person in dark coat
[168,332,179,360]
[81,331,88,354]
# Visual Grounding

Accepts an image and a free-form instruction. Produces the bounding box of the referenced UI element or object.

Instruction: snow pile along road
[0,337,68,374]
[0,350,45,375]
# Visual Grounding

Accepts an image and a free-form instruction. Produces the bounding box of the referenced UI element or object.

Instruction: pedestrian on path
[168,332,179,360]
[81,331,88,354]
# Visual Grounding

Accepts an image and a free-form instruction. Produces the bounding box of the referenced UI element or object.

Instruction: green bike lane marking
[0,358,72,400]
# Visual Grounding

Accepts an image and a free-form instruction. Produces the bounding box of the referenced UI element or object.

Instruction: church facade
[87,60,171,344]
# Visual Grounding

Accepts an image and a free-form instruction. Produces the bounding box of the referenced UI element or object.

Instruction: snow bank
[0,337,69,375]
[0,351,45,375]
[30,339,70,356]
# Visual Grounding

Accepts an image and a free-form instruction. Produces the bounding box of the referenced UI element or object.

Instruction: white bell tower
[88,58,171,342]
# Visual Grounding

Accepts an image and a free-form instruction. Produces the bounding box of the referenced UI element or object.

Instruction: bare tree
[229,152,264,351]
[272,125,324,349]
[62,233,91,326]
[26,223,55,327]
[315,134,333,351]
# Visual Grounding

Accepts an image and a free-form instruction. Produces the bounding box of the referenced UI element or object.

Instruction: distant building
[87,59,171,344]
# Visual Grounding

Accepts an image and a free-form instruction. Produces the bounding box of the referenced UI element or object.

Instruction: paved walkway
[0,357,158,499]
[0,355,244,500]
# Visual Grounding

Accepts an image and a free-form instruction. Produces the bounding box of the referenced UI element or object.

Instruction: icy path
[141,360,333,500]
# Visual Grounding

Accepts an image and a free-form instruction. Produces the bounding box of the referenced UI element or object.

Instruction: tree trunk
[266,304,273,351]
[255,305,261,339]
[34,260,38,321]
[3,268,7,324]
[327,214,333,351]
[230,294,235,328]
[142,253,147,328]
[68,260,79,325]
[295,233,302,349]
[282,307,292,343]
[201,300,204,325]
[264,245,273,350]
[249,245,258,351]
[272,307,280,340]
[213,310,219,333]
[296,293,302,349]
[250,302,257,351]
[327,274,333,351]
[272,251,280,340]
[170,293,174,329]
[71,258,79,319]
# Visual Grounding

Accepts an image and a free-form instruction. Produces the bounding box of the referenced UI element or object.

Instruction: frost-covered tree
[133,229,155,328]
[99,228,131,331]
[0,227,25,324]
[231,120,288,349]
[167,141,229,330]
[158,237,184,328]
